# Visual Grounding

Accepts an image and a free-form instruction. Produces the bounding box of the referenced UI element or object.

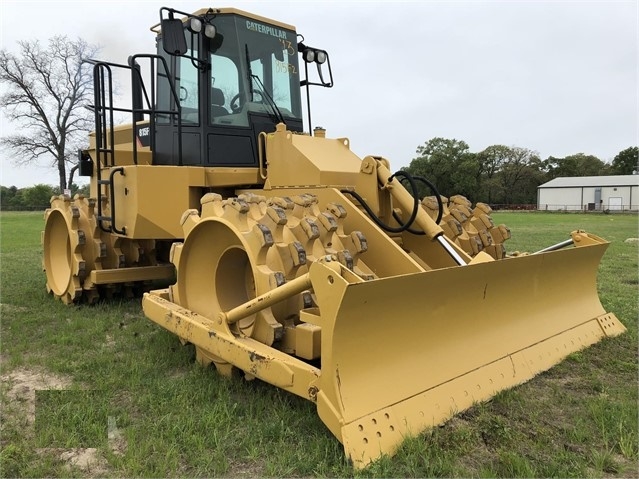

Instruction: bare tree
[0,36,99,192]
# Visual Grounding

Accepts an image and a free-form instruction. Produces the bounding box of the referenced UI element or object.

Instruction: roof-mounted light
[187,17,202,33]
[204,24,217,39]
[315,50,327,64]
[303,49,315,63]
[301,45,328,65]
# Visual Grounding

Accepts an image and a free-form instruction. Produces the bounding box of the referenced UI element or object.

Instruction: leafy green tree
[21,184,58,208]
[451,152,482,202]
[406,139,614,205]
[543,153,607,179]
[476,145,511,203]
[0,185,21,209]
[406,138,478,199]
[610,147,638,175]
[70,182,90,196]
[495,147,543,204]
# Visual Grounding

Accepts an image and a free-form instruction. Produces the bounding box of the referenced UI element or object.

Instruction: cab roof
[151,7,297,34]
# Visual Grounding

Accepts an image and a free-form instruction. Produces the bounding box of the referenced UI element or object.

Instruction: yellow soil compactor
[42,7,626,468]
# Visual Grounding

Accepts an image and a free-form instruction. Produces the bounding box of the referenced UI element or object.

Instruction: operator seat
[211,87,229,117]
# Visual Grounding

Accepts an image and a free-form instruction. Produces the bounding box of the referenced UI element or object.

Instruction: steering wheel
[230,89,265,113]
[179,86,188,102]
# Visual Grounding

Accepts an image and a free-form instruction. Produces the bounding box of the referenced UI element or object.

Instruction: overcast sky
[1,1,637,188]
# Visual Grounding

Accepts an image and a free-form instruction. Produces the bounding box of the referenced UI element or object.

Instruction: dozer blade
[312,239,625,468]
[143,231,625,469]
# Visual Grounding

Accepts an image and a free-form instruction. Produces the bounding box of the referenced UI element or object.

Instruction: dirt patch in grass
[103,333,116,349]
[0,303,29,314]
[36,447,109,476]
[1,368,127,475]
[60,448,107,472]
[227,458,266,477]
[1,367,72,425]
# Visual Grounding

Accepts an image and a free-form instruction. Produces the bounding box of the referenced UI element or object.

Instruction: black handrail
[96,167,126,234]
[129,54,183,166]
[84,54,183,234]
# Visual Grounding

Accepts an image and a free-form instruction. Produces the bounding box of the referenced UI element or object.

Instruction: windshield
[208,15,302,127]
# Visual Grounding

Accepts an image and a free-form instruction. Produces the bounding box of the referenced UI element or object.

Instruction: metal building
[537,175,639,211]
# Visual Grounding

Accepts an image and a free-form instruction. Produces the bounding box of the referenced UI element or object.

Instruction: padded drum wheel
[43,195,104,304]
[43,194,159,303]
[168,192,373,373]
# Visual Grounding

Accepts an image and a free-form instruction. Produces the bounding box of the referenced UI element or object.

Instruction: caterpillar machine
[42,6,626,468]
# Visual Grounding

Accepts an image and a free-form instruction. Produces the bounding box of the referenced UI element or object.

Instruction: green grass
[1,210,637,477]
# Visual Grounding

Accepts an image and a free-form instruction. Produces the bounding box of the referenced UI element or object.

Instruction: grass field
[1,210,637,477]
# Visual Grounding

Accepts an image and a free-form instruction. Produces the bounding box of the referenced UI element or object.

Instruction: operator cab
[153,8,304,167]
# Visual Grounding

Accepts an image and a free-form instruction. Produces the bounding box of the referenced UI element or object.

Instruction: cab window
[178,49,199,124]
[157,36,199,125]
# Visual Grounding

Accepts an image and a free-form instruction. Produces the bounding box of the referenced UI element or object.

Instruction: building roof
[538,175,639,189]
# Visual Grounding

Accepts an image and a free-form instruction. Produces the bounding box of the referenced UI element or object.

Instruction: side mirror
[161,18,187,55]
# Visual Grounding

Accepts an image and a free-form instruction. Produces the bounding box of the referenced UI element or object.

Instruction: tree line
[1,184,89,210]
[2,142,636,210]
[404,140,638,205]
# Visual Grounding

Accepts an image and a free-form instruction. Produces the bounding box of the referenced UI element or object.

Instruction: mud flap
[310,240,625,468]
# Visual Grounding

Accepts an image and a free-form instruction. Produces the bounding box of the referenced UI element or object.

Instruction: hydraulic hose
[349,161,467,265]
[340,170,421,233]
[393,174,443,235]
[400,175,443,225]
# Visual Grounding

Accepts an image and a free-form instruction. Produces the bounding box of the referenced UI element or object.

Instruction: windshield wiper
[251,74,286,125]
[244,44,254,99]
[243,43,286,125]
